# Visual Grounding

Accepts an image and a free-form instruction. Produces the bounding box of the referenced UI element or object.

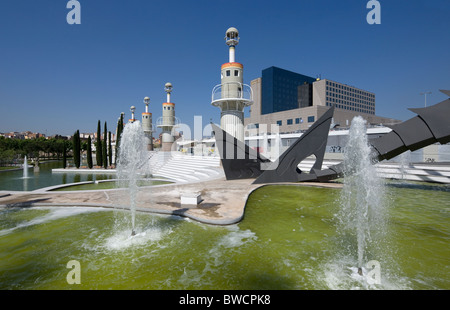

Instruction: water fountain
[23,155,29,179]
[1,111,448,289]
[399,150,411,181]
[0,159,448,288]
[116,120,147,236]
[337,116,388,280]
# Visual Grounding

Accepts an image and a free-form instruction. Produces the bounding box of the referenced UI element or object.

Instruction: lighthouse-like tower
[157,82,177,151]
[129,106,136,123]
[211,27,253,142]
[142,97,153,150]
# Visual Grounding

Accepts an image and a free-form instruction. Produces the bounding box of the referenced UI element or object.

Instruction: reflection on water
[0,161,116,192]
[387,180,450,192]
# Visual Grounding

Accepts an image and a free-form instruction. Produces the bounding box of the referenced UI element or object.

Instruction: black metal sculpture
[252,106,335,184]
[213,90,450,184]
[212,106,335,183]
[211,123,271,180]
[317,89,450,182]
[372,90,450,160]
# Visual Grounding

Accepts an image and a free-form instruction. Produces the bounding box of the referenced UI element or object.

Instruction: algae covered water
[0,184,448,289]
[0,161,116,192]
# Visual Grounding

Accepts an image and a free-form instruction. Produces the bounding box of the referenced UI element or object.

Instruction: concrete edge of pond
[0,178,343,225]
[32,178,175,193]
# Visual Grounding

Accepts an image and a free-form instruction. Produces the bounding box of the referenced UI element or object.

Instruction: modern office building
[245,66,399,134]
[313,78,376,115]
[261,67,316,114]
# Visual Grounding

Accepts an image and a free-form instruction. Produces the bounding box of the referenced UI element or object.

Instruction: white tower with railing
[157,82,178,151]
[211,27,253,142]
[142,96,153,151]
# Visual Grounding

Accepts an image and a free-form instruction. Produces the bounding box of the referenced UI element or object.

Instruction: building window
[307,116,315,123]
[226,70,231,76]
[277,120,282,126]
[234,70,239,76]
[287,119,293,125]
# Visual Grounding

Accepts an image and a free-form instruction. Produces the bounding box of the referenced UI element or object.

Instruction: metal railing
[211,82,253,104]
[156,116,181,127]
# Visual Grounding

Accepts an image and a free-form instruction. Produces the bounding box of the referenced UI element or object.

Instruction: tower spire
[211,27,253,142]
[225,27,239,63]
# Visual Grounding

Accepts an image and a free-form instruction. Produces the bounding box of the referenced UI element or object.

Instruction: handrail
[156,116,181,127]
[211,82,253,103]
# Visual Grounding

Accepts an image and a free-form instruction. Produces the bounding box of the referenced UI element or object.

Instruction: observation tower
[211,27,253,142]
[142,97,154,150]
[157,82,179,151]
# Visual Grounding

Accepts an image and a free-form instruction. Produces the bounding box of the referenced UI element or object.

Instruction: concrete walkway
[0,178,342,225]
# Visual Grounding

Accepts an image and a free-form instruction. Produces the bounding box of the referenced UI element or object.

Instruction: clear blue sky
[1,0,449,137]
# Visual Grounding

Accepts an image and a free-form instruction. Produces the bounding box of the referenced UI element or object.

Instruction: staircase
[297,158,450,184]
[150,152,223,183]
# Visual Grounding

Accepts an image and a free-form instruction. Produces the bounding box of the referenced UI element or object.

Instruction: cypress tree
[96,120,102,167]
[115,114,124,165]
[87,135,93,169]
[73,130,81,168]
[108,131,112,166]
[103,121,108,169]
[63,142,67,169]
[77,130,81,168]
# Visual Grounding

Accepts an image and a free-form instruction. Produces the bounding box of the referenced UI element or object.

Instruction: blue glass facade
[261,66,316,115]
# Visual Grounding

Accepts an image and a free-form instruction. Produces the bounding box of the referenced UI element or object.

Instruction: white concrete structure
[151,153,222,183]
[157,83,178,152]
[211,27,253,142]
[142,96,154,151]
[180,192,202,205]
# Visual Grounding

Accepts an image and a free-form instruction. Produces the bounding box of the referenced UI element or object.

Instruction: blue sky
[0,0,449,136]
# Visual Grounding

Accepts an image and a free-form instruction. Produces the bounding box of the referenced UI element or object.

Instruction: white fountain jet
[337,116,388,274]
[116,120,147,236]
[23,155,29,179]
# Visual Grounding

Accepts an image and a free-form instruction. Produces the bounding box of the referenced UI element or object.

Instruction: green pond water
[0,161,116,192]
[0,183,449,290]
[0,161,169,192]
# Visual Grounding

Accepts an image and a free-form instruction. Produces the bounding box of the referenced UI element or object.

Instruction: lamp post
[420,91,431,108]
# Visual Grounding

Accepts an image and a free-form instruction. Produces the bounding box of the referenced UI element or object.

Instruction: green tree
[73,130,81,168]
[87,135,93,169]
[96,120,103,167]
[63,142,67,169]
[115,113,124,164]
[76,130,81,168]
[108,131,112,166]
[103,122,108,169]
[41,137,51,159]
[56,138,64,159]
